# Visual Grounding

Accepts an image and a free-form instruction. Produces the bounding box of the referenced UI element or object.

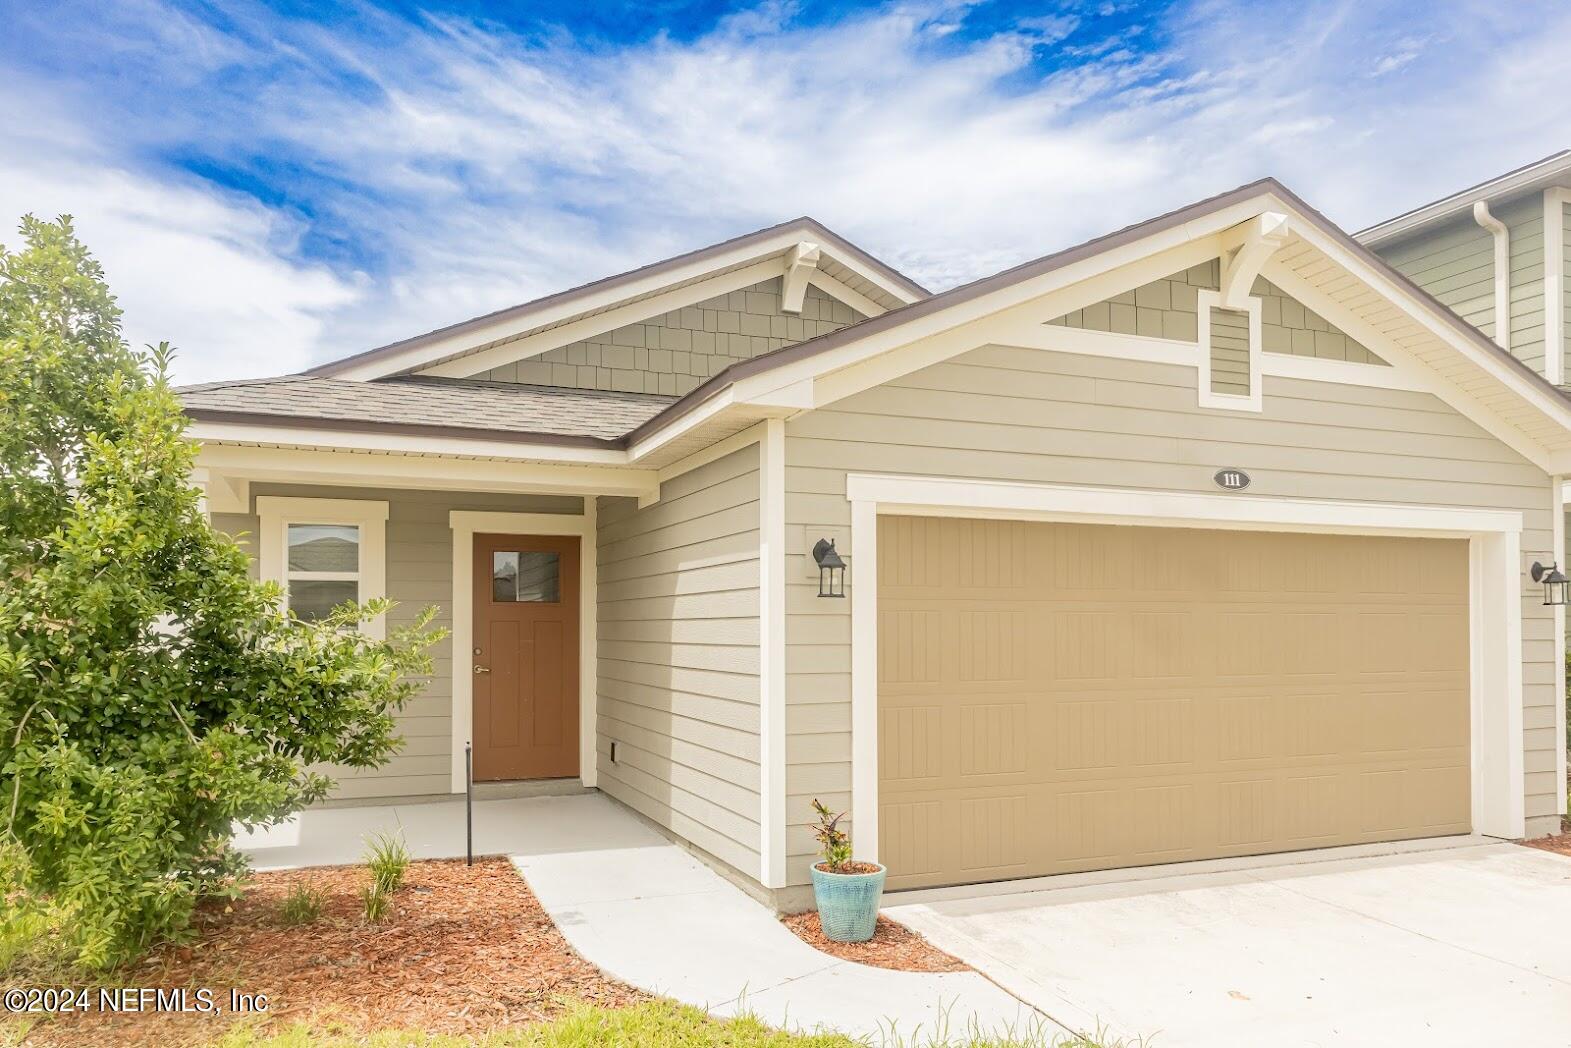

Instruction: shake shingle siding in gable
[1047,261,1386,365]
[471,278,864,396]
[594,445,763,877]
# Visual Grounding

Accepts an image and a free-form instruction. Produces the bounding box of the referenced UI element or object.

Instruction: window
[257,497,389,639]
[492,551,560,602]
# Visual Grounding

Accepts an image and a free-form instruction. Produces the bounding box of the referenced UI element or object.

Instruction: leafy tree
[0,215,441,968]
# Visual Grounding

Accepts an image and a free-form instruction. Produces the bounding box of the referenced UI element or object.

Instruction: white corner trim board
[257,496,389,641]
[758,419,788,888]
[844,472,1528,861]
[448,508,597,793]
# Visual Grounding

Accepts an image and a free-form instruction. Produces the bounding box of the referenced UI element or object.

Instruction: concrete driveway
[885,840,1571,1047]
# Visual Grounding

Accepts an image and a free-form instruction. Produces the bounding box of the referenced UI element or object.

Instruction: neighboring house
[1356,151,1571,634]
[183,179,1571,910]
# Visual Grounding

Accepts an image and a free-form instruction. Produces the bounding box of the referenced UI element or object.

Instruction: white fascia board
[1356,153,1571,247]
[195,442,658,499]
[187,420,628,466]
[334,235,822,381]
[805,235,1229,409]
[1260,260,1558,473]
[419,257,789,380]
[1280,201,1571,435]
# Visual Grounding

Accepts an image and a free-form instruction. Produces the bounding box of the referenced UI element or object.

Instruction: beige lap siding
[211,483,582,802]
[595,445,763,878]
[781,346,1560,885]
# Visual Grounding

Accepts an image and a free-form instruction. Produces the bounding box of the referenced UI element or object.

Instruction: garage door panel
[879,518,1471,891]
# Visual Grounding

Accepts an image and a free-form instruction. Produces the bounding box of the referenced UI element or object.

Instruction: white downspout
[1474,200,1512,356]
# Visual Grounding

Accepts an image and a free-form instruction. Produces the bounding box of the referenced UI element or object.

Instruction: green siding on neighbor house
[212,484,583,802]
[780,345,1561,885]
[469,278,863,396]
[1374,213,1498,341]
[594,445,763,879]
[1048,260,1386,365]
[1502,194,1547,376]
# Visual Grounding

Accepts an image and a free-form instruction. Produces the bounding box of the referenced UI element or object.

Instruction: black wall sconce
[1531,562,1569,606]
[813,538,846,598]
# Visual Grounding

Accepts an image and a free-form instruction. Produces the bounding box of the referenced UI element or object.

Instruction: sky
[2,0,1569,383]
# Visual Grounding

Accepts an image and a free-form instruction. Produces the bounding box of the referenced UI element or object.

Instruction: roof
[304,216,928,380]
[179,375,674,447]
[1355,149,1571,247]
[186,176,1571,471]
[618,174,1571,460]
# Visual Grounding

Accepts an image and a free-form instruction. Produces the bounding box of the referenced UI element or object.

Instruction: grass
[363,831,410,896]
[201,1001,1128,1048]
[278,883,327,926]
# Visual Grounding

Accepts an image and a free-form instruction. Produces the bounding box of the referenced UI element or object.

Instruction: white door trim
[845,472,1527,863]
[448,508,597,793]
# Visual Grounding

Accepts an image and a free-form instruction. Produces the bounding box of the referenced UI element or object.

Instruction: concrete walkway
[235,793,1053,1043]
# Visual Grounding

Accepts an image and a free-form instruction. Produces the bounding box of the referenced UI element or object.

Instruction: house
[182,173,1571,909]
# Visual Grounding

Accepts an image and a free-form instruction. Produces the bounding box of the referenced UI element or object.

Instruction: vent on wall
[609,740,620,765]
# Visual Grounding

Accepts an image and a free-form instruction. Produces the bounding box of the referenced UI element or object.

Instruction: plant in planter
[808,799,886,943]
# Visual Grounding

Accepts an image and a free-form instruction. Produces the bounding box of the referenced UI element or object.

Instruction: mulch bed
[780,911,970,973]
[22,858,645,1047]
[1522,815,1571,857]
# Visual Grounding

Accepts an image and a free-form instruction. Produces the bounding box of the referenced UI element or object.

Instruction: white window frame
[846,472,1528,867]
[1196,288,1264,412]
[257,496,389,640]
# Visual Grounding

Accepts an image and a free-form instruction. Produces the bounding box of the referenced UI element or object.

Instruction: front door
[472,533,580,781]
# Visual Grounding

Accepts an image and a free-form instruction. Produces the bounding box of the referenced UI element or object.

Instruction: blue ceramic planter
[810,862,887,943]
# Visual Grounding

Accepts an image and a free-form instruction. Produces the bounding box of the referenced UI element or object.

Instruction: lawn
[4,1000,1117,1047]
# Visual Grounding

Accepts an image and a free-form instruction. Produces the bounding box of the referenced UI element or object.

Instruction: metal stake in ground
[465,740,473,866]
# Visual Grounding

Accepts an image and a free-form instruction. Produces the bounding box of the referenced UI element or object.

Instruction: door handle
[473,665,490,674]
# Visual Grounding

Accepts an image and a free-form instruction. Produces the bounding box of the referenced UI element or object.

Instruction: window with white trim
[257,497,389,639]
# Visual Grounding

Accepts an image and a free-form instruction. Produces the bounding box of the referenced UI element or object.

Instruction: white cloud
[0,91,359,383]
[7,0,1571,381]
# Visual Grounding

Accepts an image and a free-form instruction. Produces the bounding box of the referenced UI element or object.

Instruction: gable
[468,277,864,396]
[1046,261,1387,367]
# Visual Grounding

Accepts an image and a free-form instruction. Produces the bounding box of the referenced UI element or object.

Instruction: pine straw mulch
[22,858,646,1048]
[779,911,970,973]
[1521,814,1571,858]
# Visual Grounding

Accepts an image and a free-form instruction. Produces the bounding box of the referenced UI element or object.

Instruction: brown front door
[472,533,579,781]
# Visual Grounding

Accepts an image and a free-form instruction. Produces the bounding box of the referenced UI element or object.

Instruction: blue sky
[2,0,1567,382]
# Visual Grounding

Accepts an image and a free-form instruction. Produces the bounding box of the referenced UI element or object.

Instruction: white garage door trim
[846,472,1527,868]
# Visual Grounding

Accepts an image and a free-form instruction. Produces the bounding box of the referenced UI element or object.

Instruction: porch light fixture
[1531,561,1570,606]
[813,538,846,598]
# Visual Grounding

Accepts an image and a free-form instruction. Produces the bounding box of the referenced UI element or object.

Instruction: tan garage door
[877,516,1471,891]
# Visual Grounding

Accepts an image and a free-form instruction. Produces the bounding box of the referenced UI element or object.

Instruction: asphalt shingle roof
[178,375,675,444]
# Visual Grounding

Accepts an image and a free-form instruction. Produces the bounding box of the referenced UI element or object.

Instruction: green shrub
[277,882,326,927]
[0,215,444,969]
[364,831,411,895]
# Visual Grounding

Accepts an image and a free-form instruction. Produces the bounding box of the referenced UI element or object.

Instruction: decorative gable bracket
[781,241,822,313]
[1219,212,1292,309]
